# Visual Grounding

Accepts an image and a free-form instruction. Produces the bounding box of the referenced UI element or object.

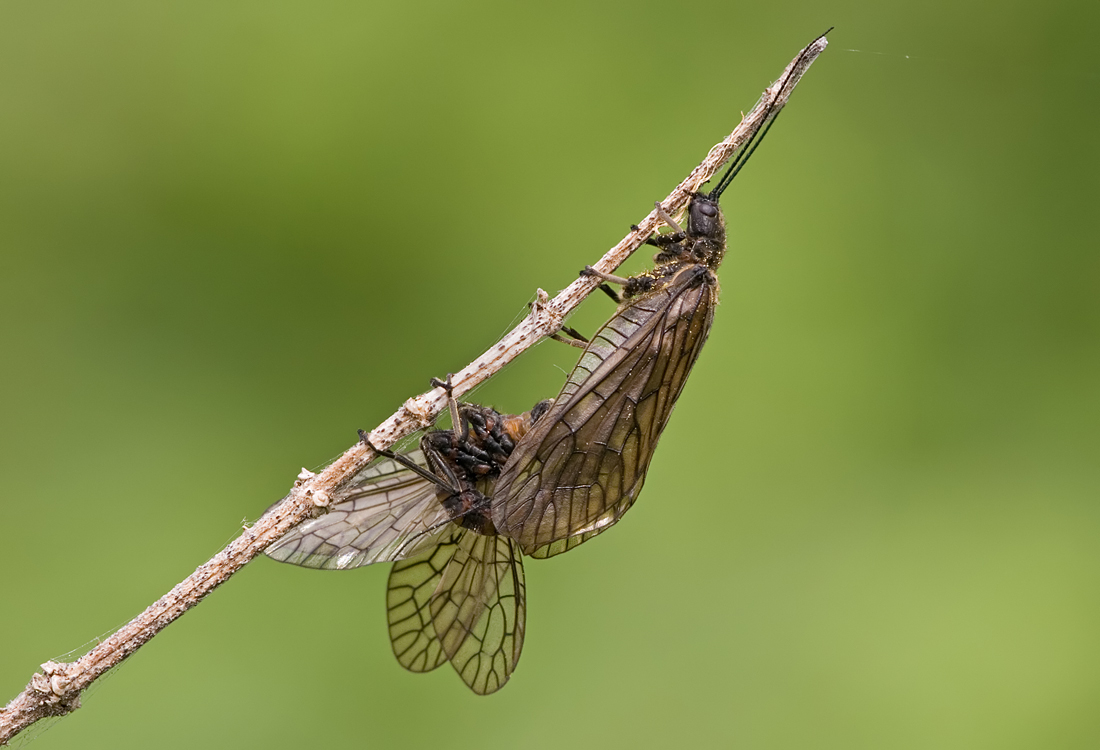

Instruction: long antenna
[709,27,833,200]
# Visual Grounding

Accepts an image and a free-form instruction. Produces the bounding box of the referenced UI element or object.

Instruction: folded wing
[265,450,453,569]
[493,265,717,558]
[387,528,526,694]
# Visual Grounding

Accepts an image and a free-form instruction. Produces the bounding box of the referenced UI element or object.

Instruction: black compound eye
[699,203,717,217]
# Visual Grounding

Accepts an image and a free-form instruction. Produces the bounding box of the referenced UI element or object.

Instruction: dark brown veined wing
[488,27,830,556]
[492,263,718,558]
[264,449,454,570]
[387,527,525,694]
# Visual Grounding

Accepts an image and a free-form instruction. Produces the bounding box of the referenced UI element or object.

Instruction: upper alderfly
[490,33,829,558]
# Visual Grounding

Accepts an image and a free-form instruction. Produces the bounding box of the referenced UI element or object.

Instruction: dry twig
[0,33,827,745]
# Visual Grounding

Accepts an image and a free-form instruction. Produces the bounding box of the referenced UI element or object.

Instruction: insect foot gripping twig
[0,31,828,744]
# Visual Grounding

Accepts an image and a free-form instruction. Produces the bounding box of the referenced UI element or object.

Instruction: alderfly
[266,387,552,694]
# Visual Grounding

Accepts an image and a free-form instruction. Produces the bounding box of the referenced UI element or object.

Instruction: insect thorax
[623,193,727,301]
[440,489,496,535]
[421,399,555,537]
[623,236,725,301]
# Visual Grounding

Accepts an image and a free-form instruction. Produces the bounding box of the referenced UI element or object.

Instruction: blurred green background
[2,1,1098,748]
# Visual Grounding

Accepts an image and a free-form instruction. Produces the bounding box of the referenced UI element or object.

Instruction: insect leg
[581,266,630,286]
[560,325,589,343]
[549,334,585,349]
[580,267,627,303]
[549,325,589,349]
[596,283,622,304]
[653,200,684,234]
[429,374,464,442]
[357,431,460,493]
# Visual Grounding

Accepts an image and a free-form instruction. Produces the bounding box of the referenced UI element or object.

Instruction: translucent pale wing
[387,529,526,694]
[493,264,717,558]
[386,528,463,674]
[430,533,525,694]
[265,450,453,570]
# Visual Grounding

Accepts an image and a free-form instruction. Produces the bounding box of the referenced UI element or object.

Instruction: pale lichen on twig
[0,33,827,745]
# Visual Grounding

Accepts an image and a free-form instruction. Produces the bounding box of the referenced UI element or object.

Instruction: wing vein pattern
[388,530,525,694]
[493,264,718,558]
[265,450,454,569]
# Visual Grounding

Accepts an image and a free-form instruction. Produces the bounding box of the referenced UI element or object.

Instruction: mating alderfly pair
[266,31,828,694]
